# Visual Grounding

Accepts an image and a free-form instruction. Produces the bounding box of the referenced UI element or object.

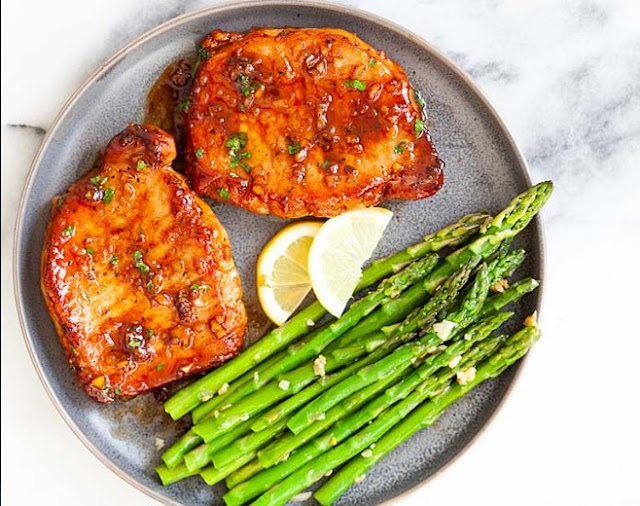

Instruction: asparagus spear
[249,260,476,434]
[226,458,264,489]
[422,181,552,293]
[156,463,200,486]
[200,452,256,486]
[479,277,539,318]
[287,263,490,434]
[183,414,260,472]
[314,325,542,505]
[224,325,507,506]
[191,255,439,443]
[164,214,488,421]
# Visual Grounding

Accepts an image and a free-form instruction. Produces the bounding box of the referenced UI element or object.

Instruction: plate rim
[12,1,546,504]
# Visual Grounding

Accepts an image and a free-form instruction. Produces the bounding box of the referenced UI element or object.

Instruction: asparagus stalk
[314,325,542,505]
[224,324,507,506]
[164,214,488,421]
[200,452,256,487]
[287,263,490,434]
[479,277,539,318]
[156,463,200,486]
[422,181,552,293]
[191,255,439,443]
[183,414,260,472]
[226,458,264,489]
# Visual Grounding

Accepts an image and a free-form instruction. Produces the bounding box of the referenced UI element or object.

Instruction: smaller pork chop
[41,124,246,403]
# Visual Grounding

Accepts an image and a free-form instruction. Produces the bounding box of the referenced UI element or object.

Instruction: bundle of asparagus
[156,181,552,505]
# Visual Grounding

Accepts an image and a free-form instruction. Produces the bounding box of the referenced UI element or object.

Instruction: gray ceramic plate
[14,1,544,505]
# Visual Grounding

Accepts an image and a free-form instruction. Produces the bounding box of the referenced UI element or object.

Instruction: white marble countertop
[2,1,639,504]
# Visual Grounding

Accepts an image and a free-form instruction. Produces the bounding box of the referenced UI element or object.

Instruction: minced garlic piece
[278,379,291,391]
[491,278,509,293]
[306,319,315,327]
[155,437,165,451]
[524,311,538,327]
[291,492,312,502]
[456,367,477,385]
[313,355,327,377]
[240,413,249,421]
[217,382,229,395]
[355,474,367,483]
[330,436,338,446]
[448,355,462,368]
[253,371,260,383]
[433,320,456,340]
[361,449,373,458]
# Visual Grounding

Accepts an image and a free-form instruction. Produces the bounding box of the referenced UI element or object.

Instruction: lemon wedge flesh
[256,221,322,325]
[308,207,393,317]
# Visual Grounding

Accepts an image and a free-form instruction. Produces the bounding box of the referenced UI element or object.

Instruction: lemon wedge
[256,221,323,325]
[308,207,393,317]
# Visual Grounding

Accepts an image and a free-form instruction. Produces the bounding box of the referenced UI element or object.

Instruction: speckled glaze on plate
[13,1,545,505]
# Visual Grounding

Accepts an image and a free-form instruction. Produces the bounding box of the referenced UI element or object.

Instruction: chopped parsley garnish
[115,386,122,396]
[71,346,79,356]
[345,79,367,91]
[89,175,108,186]
[225,133,251,172]
[237,74,262,97]
[179,99,191,112]
[195,147,205,159]
[190,283,211,291]
[287,141,301,155]
[368,58,377,68]
[133,250,150,274]
[394,141,408,154]
[136,160,146,170]
[320,160,332,169]
[110,256,119,266]
[146,280,153,290]
[56,196,65,206]
[147,329,156,338]
[128,336,143,348]
[195,46,210,61]
[414,118,425,137]
[156,363,165,371]
[62,225,75,237]
[85,247,95,255]
[414,90,426,108]
[102,187,115,204]
[217,188,230,200]
[229,171,240,178]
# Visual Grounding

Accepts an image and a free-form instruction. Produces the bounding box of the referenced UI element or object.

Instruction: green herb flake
[102,187,115,204]
[195,46,210,61]
[287,141,301,155]
[179,99,191,112]
[56,196,65,206]
[85,247,95,255]
[136,160,147,170]
[414,118,425,137]
[394,141,408,154]
[146,280,153,290]
[71,346,79,356]
[320,160,332,169]
[345,79,367,91]
[128,337,142,348]
[368,58,377,68]
[217,188,230,200]
[115,386,122,396]
[133,250,142,261]
[225,133,251,172]
[62,225,75,237]
[415,90,426,108]
[156,363,165,372]
[133,250,150,274]
[89,175,107,186]
[110,256,119,266]
[195,147,205,159]
[147,329,156,338]
[229,171,240,178]
[190,283,211,291]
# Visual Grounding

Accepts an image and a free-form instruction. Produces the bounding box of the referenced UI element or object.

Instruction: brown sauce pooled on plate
[145,58,194,171]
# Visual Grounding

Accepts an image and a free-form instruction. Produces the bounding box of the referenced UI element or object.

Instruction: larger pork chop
[184,27,444,219]
[41,124,246,403]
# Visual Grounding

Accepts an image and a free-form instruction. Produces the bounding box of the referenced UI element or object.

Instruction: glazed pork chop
[184,27,444,218]
[41,124,246,403]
